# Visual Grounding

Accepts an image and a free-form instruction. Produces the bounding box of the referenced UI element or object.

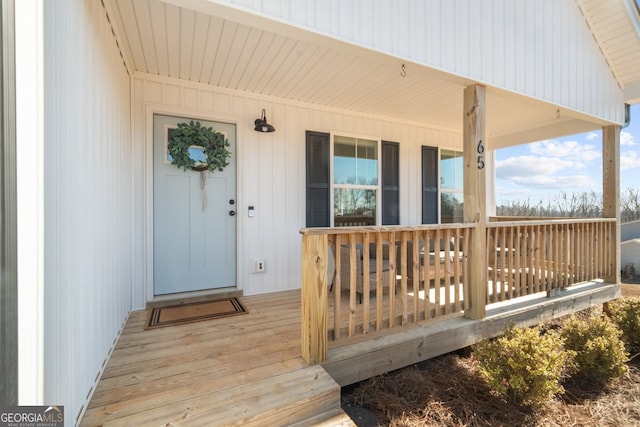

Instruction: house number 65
[477,140,485,170]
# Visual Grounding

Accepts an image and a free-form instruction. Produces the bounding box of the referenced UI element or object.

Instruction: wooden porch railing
[486,218,616,303]
[300,224,475,364]
[301,218,616,364]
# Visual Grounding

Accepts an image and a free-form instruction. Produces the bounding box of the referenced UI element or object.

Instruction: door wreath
[167,120,231,173]
[167,120,231,211]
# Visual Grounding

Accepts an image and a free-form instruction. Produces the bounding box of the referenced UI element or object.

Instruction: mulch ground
[342,286,640,427]
[622,283,640,297]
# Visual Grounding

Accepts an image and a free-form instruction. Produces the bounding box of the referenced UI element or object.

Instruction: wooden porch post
[463,84,487,320]
[602,125,621,284]
[300,233,328,364]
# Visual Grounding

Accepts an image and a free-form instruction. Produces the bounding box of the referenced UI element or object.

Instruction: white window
[440,150,464,223]
[331,134,381,226]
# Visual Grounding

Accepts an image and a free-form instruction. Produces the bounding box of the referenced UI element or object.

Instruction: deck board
[81,290,348,427]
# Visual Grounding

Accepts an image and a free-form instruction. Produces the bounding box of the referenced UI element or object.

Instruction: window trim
[330,131,382,227]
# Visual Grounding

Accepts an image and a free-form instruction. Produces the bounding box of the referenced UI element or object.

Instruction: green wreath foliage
[168,120,231,172]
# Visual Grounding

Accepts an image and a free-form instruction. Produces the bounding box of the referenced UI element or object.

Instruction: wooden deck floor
[81,281,620,426]
[81,290,353,427]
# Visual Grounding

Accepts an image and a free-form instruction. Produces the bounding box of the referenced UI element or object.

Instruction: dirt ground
[342,287,640,427]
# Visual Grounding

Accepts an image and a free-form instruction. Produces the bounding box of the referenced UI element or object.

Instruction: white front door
[153,114,237,295]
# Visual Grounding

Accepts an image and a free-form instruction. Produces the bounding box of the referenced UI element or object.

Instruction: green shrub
[474,325,574,406]
[560,314,628,385]
[607,297,640,356]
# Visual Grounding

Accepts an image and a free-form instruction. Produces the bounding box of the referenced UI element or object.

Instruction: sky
[494,103,640,206]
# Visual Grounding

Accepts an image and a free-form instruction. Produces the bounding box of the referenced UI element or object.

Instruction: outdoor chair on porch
[331,243,393,304]
[398,239,464,286]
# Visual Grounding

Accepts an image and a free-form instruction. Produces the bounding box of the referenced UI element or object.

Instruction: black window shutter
[382,141,400,225]
[422,146,439,224]
[306,131,330,227]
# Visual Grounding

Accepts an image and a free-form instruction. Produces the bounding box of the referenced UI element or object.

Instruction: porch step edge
[288,408,357,427]
[225,365,342,427]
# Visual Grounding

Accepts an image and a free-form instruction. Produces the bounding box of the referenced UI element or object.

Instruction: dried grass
[344,355,640,427]
[343,290,640,427]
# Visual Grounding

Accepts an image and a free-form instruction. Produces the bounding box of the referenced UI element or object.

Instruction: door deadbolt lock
[229,210,236,216]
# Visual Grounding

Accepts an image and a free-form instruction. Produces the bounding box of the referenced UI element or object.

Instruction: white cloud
[621,151,640,171]
[497,188,531,199]
[621,131,636,146]
[508,174,595,189]
[496,155,588,178]
[496,154,597,189]
[585,132,599,141]
[528,139,600,162]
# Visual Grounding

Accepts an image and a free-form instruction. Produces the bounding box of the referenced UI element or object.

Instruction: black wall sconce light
[254,109,275,133]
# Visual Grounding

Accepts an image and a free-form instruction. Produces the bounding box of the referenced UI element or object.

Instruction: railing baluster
[454,227,461,312]
[362,232,370,334]
[433,228,441,316]
[523,225,530,295]
[592,223,596,278]
[375,232,384,331]
[348,233,357,337]
[333,234,341,340]
[412,230,420,322]
[512,225,518,296]
[400,232,408,325]
[388,231,396,328]
[553,224,558,288]
[499,227,506,301]
[563,224,568,288]
[531,224,540,292]
[488,228,496,303]
[547,224,553,290]
[463,227,470,311]
[443,228,451,314]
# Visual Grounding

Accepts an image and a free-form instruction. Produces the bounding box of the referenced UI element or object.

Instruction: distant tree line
[496,188,640,223]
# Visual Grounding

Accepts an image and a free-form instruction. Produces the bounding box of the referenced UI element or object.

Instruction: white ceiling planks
[103,0,625,142]
[164,2,182,78]
[178,8,197,80]
[113,0,147,72]
[131,0,158,74]
[279,44,331,99]
[223,27,264,90]
[147,0,169,76]
[197,15,225,84]
[256,37,299,96]
[105,0,474,129]
[578,0,640,90]
[187,11,212,82]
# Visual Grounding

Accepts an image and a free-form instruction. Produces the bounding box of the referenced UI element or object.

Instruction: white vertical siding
[218,0,625,123]
[15,0,45,405]
[43,1,132,425]
[132,74,462,301]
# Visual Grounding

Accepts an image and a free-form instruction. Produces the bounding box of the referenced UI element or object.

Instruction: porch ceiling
[104,0,613,147]
[577,0,640,104]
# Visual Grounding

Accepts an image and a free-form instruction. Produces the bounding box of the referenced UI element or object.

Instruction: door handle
[229,210,236,216]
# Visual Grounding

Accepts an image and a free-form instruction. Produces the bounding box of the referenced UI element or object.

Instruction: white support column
[603,125,621,284]
[15,0,45,405]
[463,84,487,320]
